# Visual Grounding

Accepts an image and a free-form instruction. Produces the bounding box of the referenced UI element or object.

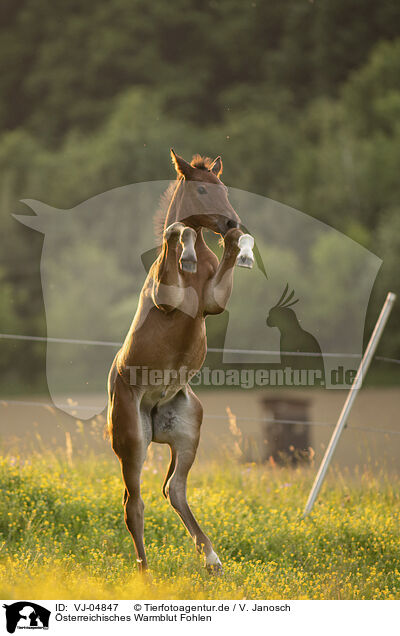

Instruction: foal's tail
[162,448,177,499]
[104,357,119,440]
[103,419,111,440]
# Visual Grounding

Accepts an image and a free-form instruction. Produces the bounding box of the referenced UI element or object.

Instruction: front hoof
[206,562,224,576]
[236,254,254,268]
[180,258,197,273]
[236,234,254,269]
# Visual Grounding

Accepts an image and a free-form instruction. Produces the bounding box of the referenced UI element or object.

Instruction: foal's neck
[164,178,184,230]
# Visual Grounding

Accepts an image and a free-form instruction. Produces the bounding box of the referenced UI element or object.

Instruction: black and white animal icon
[266,284,325,383]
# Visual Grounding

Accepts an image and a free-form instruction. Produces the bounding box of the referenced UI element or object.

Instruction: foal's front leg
[152,222,198,312]
[204,228,254,314]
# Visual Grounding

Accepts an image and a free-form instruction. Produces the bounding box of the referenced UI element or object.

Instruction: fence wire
[0,332,398,437]
[0,332,400,365]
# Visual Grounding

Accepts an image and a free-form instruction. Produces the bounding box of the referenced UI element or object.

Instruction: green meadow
[0,444,399,600]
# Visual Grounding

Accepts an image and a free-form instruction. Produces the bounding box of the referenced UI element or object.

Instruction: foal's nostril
[226,219,239,230]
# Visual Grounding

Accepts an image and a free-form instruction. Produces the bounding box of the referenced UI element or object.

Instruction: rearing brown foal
[107,150,254,573]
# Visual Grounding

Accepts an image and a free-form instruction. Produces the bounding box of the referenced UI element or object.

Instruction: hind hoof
[206,562,224,576]
[180,259,197,273]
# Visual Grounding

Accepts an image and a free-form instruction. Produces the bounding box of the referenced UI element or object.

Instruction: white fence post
[303,291,397,518]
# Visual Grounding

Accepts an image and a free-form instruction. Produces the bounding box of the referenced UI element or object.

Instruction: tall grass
[0,438,399,600]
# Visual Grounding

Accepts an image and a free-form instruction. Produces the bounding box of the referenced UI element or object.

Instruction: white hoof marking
[237,233,254,269]
[206,550,222,567]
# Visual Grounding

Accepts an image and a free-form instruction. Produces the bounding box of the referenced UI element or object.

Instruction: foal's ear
[210,156,223,177]
[170,148,194,178]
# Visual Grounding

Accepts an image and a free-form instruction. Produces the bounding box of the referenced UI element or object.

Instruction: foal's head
[169,149,241,236]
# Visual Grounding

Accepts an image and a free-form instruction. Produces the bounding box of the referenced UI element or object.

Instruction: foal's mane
[153,155,214,241]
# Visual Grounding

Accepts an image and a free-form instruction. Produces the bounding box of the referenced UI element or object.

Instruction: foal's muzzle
[219,218,240,235]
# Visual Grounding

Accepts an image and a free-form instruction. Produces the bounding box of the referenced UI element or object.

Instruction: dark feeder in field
[260,396,312,466]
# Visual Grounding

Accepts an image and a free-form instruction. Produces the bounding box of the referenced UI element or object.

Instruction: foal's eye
[197,185,207,195]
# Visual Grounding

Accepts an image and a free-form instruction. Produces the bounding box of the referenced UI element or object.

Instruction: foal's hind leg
[154,388,222,573]
[108,375,151,572]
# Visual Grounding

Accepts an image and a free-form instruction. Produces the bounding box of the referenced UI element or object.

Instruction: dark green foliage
[0,3,400,390]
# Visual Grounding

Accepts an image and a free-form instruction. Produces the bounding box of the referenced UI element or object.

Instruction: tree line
[0,0,399,391]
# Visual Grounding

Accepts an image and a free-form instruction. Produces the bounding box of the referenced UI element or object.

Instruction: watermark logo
[13,181,381,417]
[3,602,50,633]
[127,364,355,389]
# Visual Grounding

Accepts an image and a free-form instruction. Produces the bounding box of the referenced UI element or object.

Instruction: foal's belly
[117,303,206,444]
[147,385,198,445]
[119,309,207,384]
[141,382,183,410]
